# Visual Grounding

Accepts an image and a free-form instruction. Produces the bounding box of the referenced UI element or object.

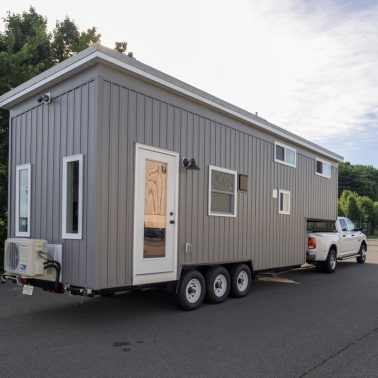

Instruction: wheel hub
[186,279,201,303]
[213,274,227,297]
[237,271,248,291]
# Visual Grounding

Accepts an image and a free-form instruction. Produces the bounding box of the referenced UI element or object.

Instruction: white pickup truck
[306,217,367,273]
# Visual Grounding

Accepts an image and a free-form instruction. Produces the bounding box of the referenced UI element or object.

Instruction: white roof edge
[0,46,343,163]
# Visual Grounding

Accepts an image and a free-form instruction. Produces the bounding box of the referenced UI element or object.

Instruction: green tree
[51,17,101,63]
[339,162,378,201]
[0,7,111,269]
[114,41,134,57]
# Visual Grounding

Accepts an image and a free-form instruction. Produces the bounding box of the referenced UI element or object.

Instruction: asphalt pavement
[1,241,378,378]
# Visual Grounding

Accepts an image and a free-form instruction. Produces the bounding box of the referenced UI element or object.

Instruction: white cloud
[1,0,378,165]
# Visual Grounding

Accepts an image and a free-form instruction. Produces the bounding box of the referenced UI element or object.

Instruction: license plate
[22,285,34,296]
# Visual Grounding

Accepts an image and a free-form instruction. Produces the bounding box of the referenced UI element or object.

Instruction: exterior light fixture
[37,92,51,105]
[182,157,200,170]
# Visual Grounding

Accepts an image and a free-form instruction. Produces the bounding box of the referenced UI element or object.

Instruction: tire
[205,266,231,304]
[323,249,337,273]
[356,243,367,264]
[229,263,252,298]
[177,270,206,311]
[315,262,324,273]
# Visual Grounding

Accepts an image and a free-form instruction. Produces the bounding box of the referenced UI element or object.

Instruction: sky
[1,0,377,166]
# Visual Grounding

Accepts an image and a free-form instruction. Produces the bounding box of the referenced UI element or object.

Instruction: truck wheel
[177,270,206,311]
[205,266,230,304]
[230,263,252,298]
[356,244,367,264]
[324,249,337,273]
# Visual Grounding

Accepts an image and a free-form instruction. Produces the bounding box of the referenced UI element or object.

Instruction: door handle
[351,234,354,237]
[342,235,346,237]
[170,220,175,224]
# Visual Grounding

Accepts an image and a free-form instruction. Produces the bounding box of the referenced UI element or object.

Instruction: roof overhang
[0,44,343,163]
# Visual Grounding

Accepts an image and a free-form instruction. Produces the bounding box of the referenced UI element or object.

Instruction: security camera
[37,92,51,104]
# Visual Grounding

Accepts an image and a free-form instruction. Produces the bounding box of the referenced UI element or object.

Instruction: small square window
[279,190,290,215]
[274,142,296,168]
[238,174,248,192]
[209,166,237,217]
[315,158,331,178]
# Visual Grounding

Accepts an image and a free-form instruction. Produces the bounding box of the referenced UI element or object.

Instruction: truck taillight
[308,237,316,249]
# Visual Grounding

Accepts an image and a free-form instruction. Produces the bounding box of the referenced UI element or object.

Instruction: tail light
[308,237,316,249]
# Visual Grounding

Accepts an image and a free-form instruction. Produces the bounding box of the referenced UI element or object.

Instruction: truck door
[338,218,353,256]
[345,218,361,253]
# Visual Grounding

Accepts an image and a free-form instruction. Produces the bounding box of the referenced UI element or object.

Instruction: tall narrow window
[208,165,237,217]
[62,155,83,239]
[16,164,31,237]
[279,190,290,215]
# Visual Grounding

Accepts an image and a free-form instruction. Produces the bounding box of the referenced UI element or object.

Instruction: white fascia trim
[315,158,332,179]
[15,163,31,237]
[1,49,342,162]
[0,52,98,108]
[208,165,238,218]
[274,141,297,168]
[62,154,83,240]
[278,189,291,215]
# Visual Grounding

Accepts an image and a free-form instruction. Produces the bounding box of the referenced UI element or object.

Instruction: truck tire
[205,266,230,304]
[324,249,337,273]
[177,270,206,311]
[230,263,252,298]
[356,244,367,264]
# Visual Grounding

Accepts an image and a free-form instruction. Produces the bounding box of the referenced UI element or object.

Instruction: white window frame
[315,158,332,179]
[208,165,238,217]
[15,163,31,237]
[278,189,291,215]
[62,154,83,239]
[274,142,297,168]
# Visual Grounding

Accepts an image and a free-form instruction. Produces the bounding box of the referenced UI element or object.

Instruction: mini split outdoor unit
[4,239,60,281]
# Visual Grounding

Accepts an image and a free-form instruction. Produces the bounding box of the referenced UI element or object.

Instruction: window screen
[16,164,31,236]
[279,190,290,214]
[275,142,296,167]
[316,159,331,178]
[63,155,83,239]
[66,160,80,234]
[209,166,237,216]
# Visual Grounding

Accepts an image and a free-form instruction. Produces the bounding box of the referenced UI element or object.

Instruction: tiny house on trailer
[0,44,343,310]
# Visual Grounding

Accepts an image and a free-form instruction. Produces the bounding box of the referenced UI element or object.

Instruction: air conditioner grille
[6,242,19,270]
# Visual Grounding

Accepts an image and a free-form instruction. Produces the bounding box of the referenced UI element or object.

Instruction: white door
[133,144,179,285]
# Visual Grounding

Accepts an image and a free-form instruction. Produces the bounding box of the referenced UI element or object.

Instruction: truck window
[345,218,356,231]
[339,218,348,232]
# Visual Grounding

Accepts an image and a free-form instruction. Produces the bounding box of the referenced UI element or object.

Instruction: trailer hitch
[1,274,18,284]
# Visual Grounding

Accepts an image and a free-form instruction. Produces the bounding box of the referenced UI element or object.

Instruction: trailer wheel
[230,264,252,298]
[356,244,367,264]
[205,266,230,304]
[177,270,206,311]
[324,249,337,273]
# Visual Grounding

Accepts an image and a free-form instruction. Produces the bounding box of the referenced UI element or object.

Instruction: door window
[143,159,167,258]
[345,218,356,231]
[339,218,348,232]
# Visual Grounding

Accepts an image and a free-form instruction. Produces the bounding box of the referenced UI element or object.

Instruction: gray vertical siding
[9,80,97,288]
[97,73,338,288]
[8,66,338,290]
